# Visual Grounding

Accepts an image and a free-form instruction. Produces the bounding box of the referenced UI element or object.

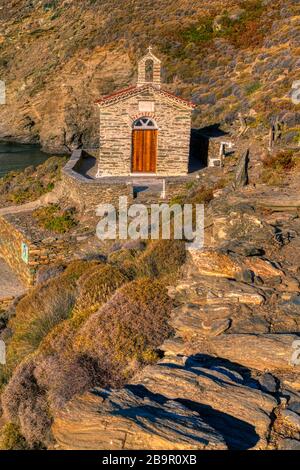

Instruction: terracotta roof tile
[95,84,195,109]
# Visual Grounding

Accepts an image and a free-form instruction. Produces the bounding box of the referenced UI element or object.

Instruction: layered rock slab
[52,385,227,450]
[207,334,300,372]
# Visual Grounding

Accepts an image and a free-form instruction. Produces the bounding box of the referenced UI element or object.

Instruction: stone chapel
[96,48,195,177]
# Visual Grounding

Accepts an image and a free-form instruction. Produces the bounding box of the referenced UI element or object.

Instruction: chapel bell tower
[137,46,161,89]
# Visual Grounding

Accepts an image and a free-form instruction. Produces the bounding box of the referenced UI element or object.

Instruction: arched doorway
[132,117,157,173]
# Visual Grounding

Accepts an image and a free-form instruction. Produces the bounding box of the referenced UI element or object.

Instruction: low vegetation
[172,0,279,56]
[74,278,173,382]
[260,150,299,186]
[1,359,51,448]
[71,264,128,328]
[138,240,186,282]
[0,239,186,448]
[0,423,29,450]
[33,204,78,233]
[0,157,67,207]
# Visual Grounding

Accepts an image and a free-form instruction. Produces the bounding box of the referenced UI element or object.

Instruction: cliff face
[0,0,299,152]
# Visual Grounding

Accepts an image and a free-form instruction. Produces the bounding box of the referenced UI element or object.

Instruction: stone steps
[132,179,164,201]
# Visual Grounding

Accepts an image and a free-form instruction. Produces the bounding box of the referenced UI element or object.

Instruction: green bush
[181,17,214,43]
[33,204,78,233]
[245,81,261,95]
[0,423,28,450]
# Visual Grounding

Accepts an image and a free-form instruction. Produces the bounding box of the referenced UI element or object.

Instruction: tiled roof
[95,84,195,109]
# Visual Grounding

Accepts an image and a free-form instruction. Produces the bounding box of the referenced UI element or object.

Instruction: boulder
[209,334,300,371]
[53,359,277,450]
[52,387,227,450]
[189,249,242,279]
[233,149,249,189]
[243,257,283,278]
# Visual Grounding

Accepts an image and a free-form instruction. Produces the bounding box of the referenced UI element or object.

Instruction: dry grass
[260,150,298,186]
[137,240,186,282]
[108,248,141,279]
[5,260,99,372]
[6,277,76,371]
[71,264,128,328]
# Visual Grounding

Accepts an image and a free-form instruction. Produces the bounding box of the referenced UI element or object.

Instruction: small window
[145,59,154,82]
[133,118,157,129]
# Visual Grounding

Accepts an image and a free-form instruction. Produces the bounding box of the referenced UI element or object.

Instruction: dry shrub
[1,359,52,448]
[7,276,76,370]
[0,423,28,450]
[260,169,284,186]
[263,150,296,171]
[36,263,65,284]
[261,150,296,185]
[188,185,214,204]
[62,259,103,282]
[34,353,103,408]
[38,319,75,357]
[74,278,174,383]
[138,240,186,281]
[108,248,140,279]
[6,260,101,371]
[71,264,128,328]
[18,394,51,448]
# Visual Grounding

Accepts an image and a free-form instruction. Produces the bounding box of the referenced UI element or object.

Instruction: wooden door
[132,129,157,173]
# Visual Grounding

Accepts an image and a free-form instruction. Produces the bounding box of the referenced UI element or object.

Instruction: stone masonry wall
[0,216,34,286]
[62,151,134,211]
[0,214,78,286]
[62,150,196,210]
[98,88,192,176]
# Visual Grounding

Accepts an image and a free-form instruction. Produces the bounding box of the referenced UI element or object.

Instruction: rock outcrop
[52,186,300,450]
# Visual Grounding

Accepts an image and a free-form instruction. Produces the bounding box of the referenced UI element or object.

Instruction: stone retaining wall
[62,150,134,211]
[0,214,76,286]
[0,216,34,285]
[62,150,195,210]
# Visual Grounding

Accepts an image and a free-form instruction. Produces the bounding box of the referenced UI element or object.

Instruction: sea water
[0,141,51,178]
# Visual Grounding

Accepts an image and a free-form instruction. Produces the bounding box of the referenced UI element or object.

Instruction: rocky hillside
[52,158,300,450]
[0,136,300,450]
[0,0,299,152]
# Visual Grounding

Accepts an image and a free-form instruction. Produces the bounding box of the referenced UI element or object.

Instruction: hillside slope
[0,0,299,152]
